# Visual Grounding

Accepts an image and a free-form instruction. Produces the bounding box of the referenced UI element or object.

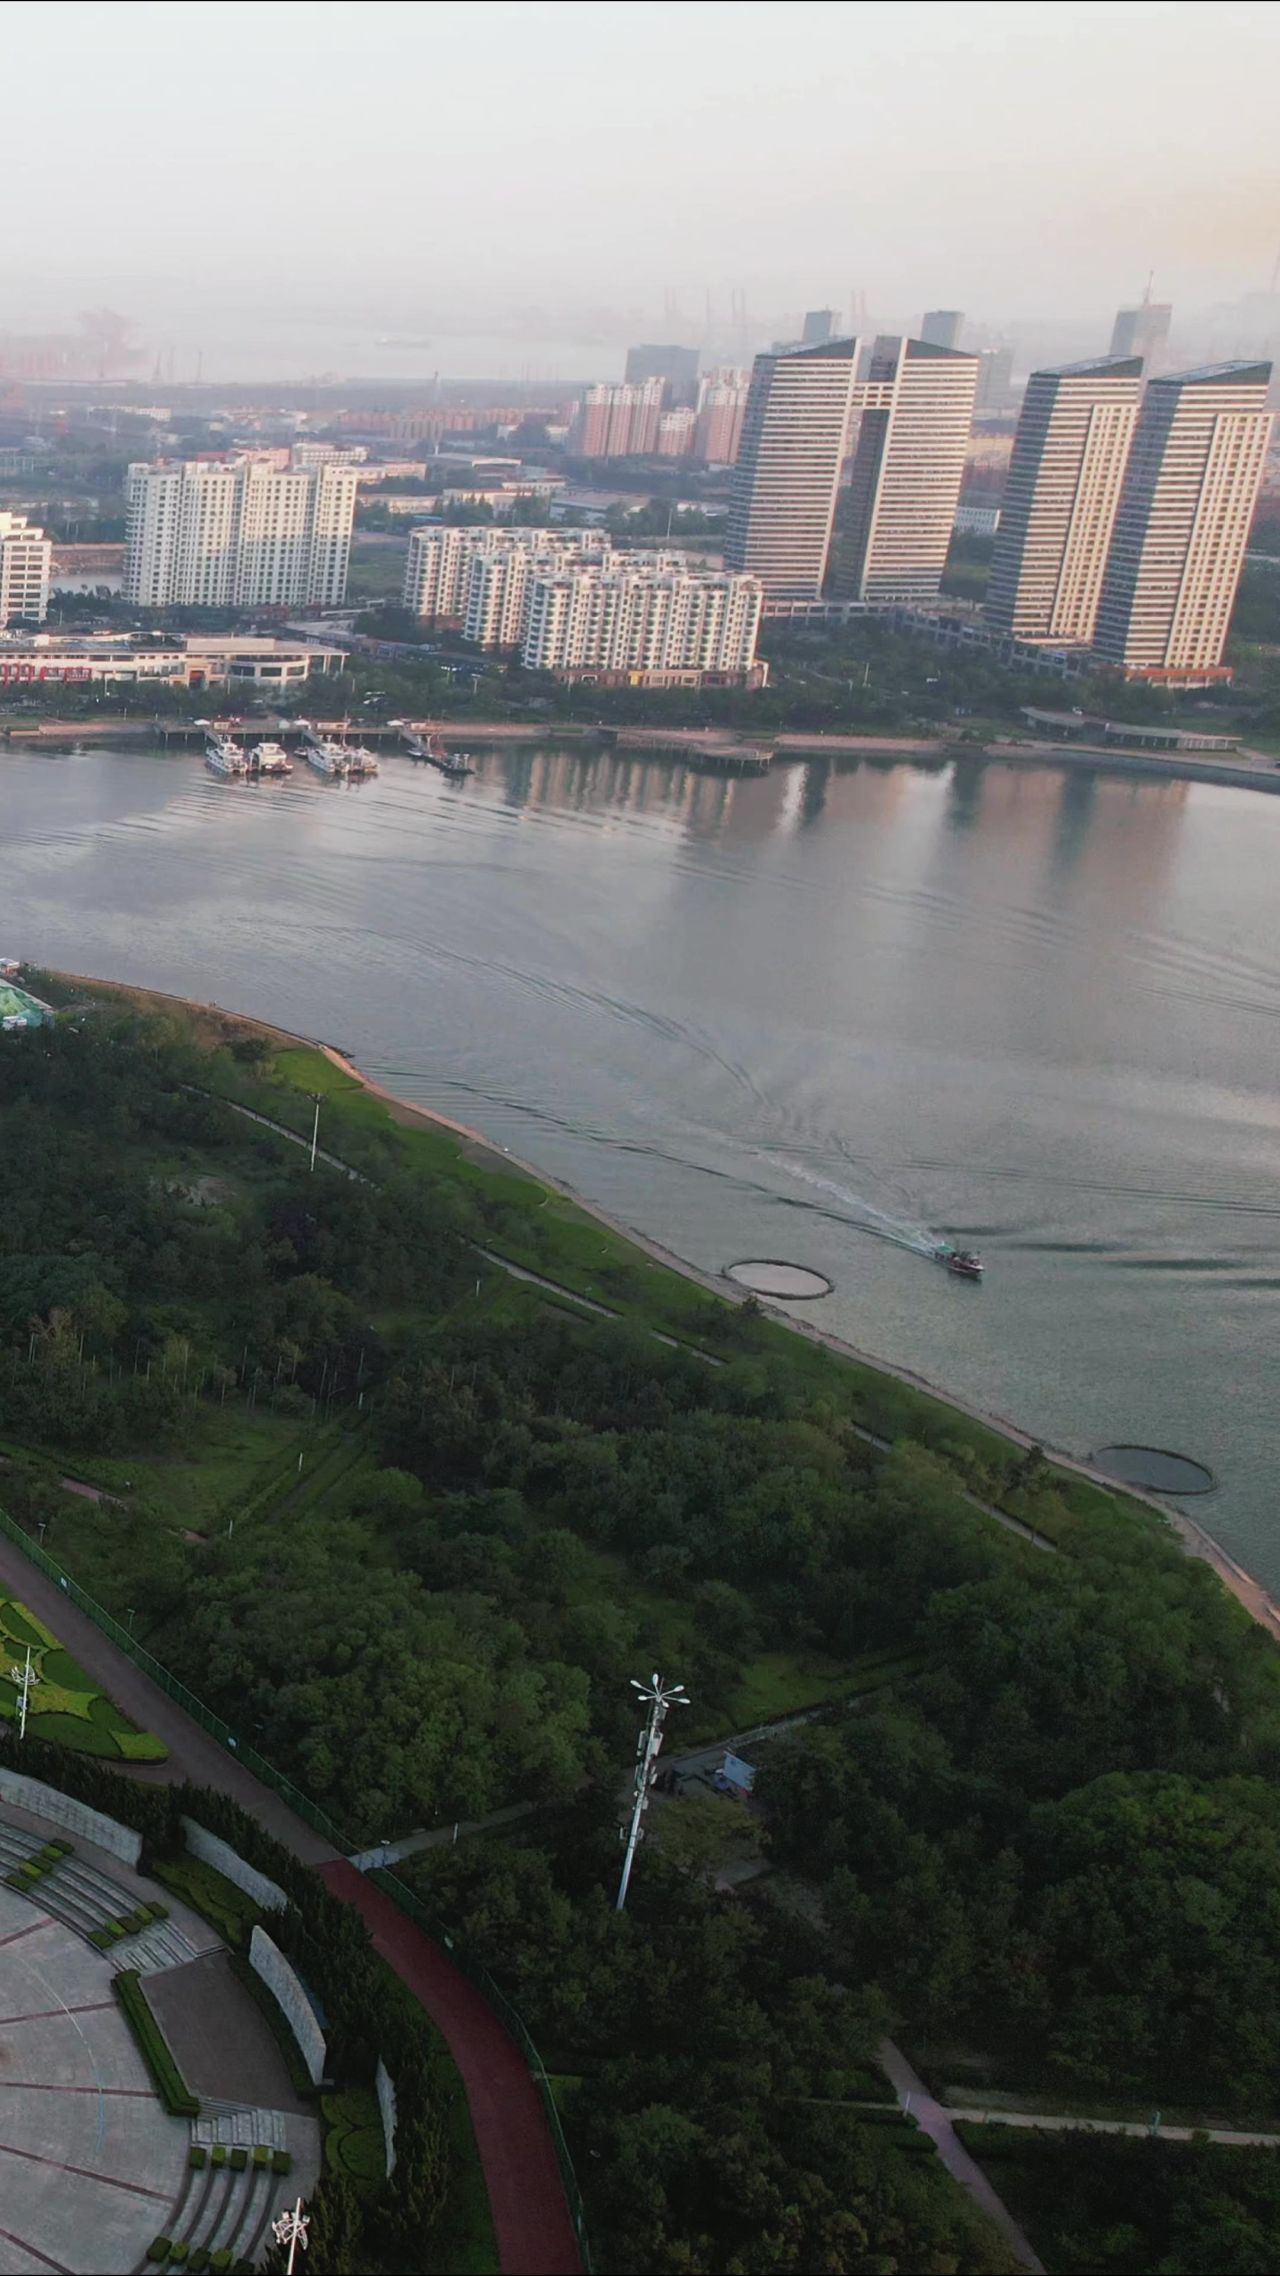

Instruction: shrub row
[88,1898,167,1949]
[187,2144,289,2174]
[3,1835,73,1892]
[112,1970,199,2117]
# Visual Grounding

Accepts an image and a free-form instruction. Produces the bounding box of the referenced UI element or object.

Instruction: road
[879,2041,1045,2275]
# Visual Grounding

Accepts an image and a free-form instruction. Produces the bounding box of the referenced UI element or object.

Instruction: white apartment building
[986,357,1142,645]
[836,337,979,604]
[402,525,603,631]
[123,457,357,609]
[725,339,859,597]
[1093,362,1274,677]
[0,511,52,625]
[521,561,763,684]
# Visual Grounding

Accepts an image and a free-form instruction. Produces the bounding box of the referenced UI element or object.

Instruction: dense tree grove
[5,1013,1280,2268]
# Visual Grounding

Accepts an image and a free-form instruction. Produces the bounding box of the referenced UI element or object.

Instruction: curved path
[0,1531,582,2275]
[322,1864,579,2275]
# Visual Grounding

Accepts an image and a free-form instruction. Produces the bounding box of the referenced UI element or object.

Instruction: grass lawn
[0,1593,165,1761]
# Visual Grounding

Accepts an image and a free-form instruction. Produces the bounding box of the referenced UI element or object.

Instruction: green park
[4,981,1280,2270]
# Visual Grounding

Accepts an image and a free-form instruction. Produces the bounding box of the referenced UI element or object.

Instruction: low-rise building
[0,631,342,688]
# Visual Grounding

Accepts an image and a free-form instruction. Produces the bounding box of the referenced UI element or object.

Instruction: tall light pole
[616,1671,689,1913]
[9,1646,36,1740]
[308,1094,321,1174]
[272,2197,310,2276]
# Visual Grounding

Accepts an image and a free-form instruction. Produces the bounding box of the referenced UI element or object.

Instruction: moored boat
[249,740,292,776]
[204,729,247,776]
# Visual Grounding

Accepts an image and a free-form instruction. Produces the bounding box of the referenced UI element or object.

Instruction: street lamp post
[308,1094,321,1175]
[271,2197,310,2276]
[616,1670,689,1913]
[9,1646,37,1740]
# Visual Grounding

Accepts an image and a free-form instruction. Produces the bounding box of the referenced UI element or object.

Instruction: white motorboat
[249,740,292,776]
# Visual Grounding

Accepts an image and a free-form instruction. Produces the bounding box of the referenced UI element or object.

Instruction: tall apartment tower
[0,511,53,625]
[574,380,666,457]
[123,457,356,608]
[986,357,1142,645]
[623,343,699,405]
[921,309,965,351]
[724,338,859,597]
[1093,362,1273,676]
[1110,299,1172,377]
[835,337,979,604]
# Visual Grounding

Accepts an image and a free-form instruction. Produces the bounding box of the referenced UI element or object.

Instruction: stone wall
[181,1817,288,1914]
[248,1925,327,2085]
[0,1767,142,1864]
[375,2055,397,2177]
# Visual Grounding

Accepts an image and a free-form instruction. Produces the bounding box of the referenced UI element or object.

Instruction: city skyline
[1,3,1278,380]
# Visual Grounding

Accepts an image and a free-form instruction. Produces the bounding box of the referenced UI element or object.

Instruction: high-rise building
[921,310,965,352]
[573,380,666,458]
[402,525,602,633]
[694,374,750,465]
[623,344,700,404]
[724,339,859,597]
[0,511,52,625]
[1094,361,1273,676]
[986,357,1142,645]
[836,337,979,603]
[802,308,837,345]
[656,408,698,457]
[521,560,763,683]
[976,347,1015,413]
[123,456,356,608]
[1110,299,1172,376]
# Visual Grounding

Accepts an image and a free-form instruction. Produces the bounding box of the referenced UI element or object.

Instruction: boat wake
[763,1155,948,1259]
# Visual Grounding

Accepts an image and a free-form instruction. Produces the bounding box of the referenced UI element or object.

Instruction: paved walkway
[879,2041,1045,2275]
[0,1533,583,2275]
[323,1863,580,2275]
[951,2103,1280,2147]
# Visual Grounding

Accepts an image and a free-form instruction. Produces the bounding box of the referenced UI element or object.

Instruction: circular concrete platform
[1089,1444,1216,1495]
[725,1258,833,1300]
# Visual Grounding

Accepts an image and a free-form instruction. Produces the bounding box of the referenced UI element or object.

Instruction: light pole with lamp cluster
[271,2197,310,2275]
[8,1646,37,1740]
[616,1670,689,1912]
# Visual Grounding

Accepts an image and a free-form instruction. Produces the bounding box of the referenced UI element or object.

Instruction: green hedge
[113,1970,199,2117]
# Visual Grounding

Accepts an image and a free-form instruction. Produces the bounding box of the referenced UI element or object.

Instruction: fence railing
[0,1500,592,2271]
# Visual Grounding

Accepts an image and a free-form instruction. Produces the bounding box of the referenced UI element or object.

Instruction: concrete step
[193,2100,288,2149]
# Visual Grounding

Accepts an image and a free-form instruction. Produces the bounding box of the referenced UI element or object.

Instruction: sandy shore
[46,967,1280,1642]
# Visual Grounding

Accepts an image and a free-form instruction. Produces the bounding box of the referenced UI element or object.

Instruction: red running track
[322,1861,582,2276]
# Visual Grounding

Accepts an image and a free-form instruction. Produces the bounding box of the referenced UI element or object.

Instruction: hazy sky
[4,0,1278,378]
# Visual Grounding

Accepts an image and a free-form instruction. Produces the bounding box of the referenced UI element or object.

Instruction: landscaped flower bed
[0,1594,165,1761]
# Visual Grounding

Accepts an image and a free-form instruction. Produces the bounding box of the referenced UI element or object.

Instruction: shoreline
[6,718,1280,796]
[46,966,1280,1644]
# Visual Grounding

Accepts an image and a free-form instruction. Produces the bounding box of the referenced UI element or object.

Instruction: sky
[3,0,1278,380]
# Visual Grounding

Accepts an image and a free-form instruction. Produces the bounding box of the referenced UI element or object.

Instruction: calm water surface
[2,740,1278,1578]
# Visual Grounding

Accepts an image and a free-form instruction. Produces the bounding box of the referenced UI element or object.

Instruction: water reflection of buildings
[485,742,1190,908]
[944,754,1190,915]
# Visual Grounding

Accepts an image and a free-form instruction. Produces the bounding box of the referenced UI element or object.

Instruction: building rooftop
[1031,355,1144,380]
[1154,361,1273,387]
